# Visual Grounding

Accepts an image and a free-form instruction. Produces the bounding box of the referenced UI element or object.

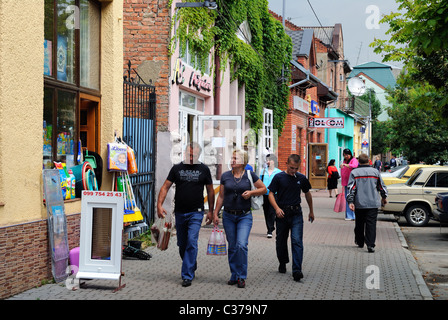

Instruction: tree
[371,0,448,119]
[385,81,448,164]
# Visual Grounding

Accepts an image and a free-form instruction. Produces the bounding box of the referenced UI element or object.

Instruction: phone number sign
[308,117,344,128]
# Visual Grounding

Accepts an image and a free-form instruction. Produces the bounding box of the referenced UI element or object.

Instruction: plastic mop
[122,172,143,223]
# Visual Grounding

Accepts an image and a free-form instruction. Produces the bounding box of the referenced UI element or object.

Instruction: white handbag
[247,170,263,210]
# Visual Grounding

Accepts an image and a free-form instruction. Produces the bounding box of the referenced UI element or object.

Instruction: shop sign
[308,117,344,128]
[172,58,185,85]
[310,100,320,116]
[189,71,212,92]
[293,96,309,114]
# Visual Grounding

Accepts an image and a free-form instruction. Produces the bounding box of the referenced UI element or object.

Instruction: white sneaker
[267,233,272,238]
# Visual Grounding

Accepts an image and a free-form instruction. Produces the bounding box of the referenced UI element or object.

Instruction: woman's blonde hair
[232,149,248,166]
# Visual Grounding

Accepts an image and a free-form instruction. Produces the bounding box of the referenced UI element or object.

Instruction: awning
[289,60,338,103]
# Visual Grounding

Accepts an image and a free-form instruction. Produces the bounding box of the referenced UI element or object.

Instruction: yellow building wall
[0,0,123,227]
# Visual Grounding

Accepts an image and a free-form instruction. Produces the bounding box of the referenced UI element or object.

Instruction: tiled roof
[349,62,397,89]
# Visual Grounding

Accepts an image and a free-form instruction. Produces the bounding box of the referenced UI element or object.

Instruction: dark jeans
[275,208,304,273]
[354,208,378,248]
[263,195,275,234]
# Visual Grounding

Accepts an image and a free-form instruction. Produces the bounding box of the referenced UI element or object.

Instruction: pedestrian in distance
[373,155,382,171]
[157,142,215,287]
[340,148,358,220]
[326,159,339,198]
[268,154,315,282]
[347,153,388,253]
[260,154,282,238]
[213,149,266,288]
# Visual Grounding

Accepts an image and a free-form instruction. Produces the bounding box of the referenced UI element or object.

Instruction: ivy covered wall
[170,0,292,135]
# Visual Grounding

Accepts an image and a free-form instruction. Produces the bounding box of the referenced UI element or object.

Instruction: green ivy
[171,0,292,135]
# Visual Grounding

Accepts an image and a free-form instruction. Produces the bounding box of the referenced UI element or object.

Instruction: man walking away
[157,142,215,287]
[347,153,388,253]
[268,154,315,281]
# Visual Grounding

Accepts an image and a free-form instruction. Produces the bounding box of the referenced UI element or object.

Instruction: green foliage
[370,0,448,119]
[171,0,292,134]
[384,81,448,164]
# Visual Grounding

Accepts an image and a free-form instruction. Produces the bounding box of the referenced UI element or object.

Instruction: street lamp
[175,1,218,9]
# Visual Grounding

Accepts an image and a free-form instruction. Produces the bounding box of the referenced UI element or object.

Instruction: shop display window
[44,0,101,170]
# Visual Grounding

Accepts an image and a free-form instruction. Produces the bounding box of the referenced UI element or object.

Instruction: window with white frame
[179,40,210,75]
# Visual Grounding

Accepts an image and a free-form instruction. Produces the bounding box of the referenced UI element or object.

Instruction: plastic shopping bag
[333,189,346,213]
[207,226,227,256]
[150,215,174,251]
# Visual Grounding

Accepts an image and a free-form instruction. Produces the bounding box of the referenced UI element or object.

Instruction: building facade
[0,0,124,299]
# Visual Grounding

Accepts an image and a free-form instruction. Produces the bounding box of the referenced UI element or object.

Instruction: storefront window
[57,0,76,84]
[80,0,100,90]
[44,0,101,170]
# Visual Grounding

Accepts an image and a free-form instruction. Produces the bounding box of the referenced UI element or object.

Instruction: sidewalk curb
[393,222,433,300]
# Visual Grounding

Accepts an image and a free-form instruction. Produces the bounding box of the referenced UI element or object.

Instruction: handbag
[333,189,346,213]
[247,170,263,210]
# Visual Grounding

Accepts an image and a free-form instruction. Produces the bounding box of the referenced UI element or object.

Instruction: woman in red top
[327,159,339,198]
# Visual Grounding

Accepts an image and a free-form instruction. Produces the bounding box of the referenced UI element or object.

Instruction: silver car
[381,167,448,226]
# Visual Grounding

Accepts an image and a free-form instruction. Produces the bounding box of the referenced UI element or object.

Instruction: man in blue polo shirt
[268,154,314,281]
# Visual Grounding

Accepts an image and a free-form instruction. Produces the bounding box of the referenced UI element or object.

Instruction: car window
[436,172,448,188]
[406,169,422,186]
[397,166,409,179]
[425,173,436,187]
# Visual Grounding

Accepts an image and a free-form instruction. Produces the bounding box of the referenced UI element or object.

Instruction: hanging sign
[308,117,344,128]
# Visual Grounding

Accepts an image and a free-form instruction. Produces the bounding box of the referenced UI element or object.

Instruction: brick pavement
[7,190,432,301]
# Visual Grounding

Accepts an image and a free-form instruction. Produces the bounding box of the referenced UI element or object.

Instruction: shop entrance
[308,143,328,189]
[79,93,100,153]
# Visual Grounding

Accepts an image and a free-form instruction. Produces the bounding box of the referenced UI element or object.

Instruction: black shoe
[278,263,286,273]
[367,246,375,253]
[237,278,246,288]
[227,279,238,285]
[182,279,192,287]
[293,271,303,281]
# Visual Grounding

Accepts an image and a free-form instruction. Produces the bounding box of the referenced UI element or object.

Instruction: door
[308,143,328,189]
[198,115,242,184]
[79,93,100,153]
[423,171,448,207]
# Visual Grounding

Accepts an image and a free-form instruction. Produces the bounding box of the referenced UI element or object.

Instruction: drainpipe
[214,50,220,115]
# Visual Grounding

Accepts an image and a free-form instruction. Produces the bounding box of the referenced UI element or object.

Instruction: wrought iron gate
[123,61,156,227]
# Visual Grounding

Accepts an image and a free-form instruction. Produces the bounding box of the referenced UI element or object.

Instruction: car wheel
[404,204,430,227]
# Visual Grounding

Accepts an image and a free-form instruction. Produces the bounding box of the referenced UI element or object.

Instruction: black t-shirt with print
[166,162,213,213]
[268,171,312,207]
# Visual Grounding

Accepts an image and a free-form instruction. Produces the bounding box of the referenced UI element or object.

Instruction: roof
[349,62,397,89]
[286,29,314,58]
[300,26,334,48]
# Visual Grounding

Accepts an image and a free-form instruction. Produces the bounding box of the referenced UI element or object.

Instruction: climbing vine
[170,0,292,135]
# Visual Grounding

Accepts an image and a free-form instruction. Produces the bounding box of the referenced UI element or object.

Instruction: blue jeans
[175,211,204,280]
[275,210,304,273]
[344,186,356,220]
[222,211,253,281]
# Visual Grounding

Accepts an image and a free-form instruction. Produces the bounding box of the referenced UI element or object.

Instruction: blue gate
[123,61,156,227]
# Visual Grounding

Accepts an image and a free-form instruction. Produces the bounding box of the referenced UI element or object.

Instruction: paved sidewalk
[8,190,432,301]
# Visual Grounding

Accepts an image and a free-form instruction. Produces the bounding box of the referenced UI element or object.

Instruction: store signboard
[293,96,309,114]
[308,117,344,128]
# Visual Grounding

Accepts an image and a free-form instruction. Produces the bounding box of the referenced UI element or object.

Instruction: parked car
[381,165,407,178]
[432,192,448,223]
[381,167,448,226]
[382,164,440,186]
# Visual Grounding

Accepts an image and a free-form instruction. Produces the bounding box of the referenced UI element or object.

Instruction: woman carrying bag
[326,159,339,198]
[212,149,266,288]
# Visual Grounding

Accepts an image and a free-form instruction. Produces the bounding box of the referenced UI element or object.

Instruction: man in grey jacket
[347,153,388,253]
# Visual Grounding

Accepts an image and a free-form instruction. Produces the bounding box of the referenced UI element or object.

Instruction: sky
[267,0,404,69]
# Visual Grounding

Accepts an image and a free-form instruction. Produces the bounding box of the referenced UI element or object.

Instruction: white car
[381,167,448,226]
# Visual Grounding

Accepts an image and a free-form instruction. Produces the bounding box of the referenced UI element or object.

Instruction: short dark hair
[287,154,301,164]
[358,153,369,164]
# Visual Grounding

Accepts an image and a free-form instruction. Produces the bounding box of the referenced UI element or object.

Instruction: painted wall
[0,0,124,226]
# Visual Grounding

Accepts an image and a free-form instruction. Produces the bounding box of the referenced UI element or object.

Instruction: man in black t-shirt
[268,154,314,282]
[157,142,214,287]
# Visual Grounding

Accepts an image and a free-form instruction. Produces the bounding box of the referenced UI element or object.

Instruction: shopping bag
[207,226,227,255]
[333,189,346,213]
[150,215,174,251]
[247,170,263,210]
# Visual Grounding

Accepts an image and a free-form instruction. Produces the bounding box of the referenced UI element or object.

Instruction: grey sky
[267,0,403,69]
